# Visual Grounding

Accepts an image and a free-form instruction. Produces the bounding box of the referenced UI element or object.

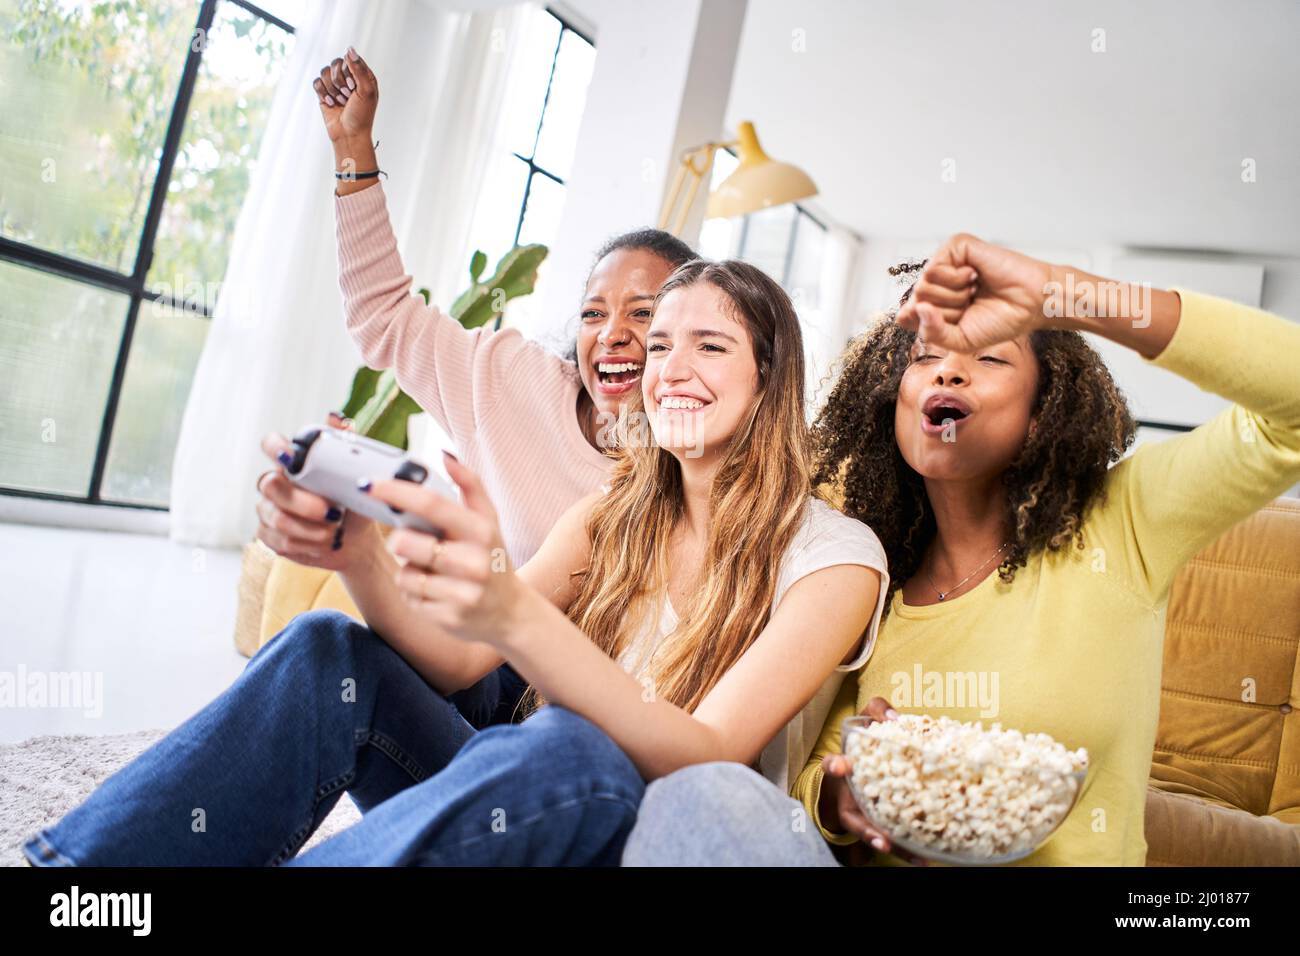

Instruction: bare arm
[338,489,602,696]
[371,465,889,785]
[337,524,504,696]
[368,465,883,781]
[501,562,882,780]
[898,232,1181,358]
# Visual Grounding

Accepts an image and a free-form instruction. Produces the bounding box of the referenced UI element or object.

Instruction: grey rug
[0,729,362,866]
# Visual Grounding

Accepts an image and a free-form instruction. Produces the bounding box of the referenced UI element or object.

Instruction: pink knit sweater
[335,183,612,567]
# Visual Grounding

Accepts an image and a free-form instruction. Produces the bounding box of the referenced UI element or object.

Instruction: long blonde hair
[521,259,812,717]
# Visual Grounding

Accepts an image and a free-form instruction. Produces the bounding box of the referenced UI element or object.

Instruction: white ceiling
[724,0,1300,256]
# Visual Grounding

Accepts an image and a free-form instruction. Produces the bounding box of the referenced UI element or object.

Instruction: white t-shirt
[617,497,890,793]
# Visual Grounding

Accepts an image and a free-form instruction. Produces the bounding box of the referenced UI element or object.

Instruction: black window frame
[0,0,296,511]
[507,7,594,250]
[734,203,827,290]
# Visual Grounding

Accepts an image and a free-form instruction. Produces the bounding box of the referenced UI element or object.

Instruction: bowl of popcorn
[841,713,1089,865]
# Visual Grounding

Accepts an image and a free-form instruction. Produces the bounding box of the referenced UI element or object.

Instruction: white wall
[716,0,1300,494]
[723,0,1300,256]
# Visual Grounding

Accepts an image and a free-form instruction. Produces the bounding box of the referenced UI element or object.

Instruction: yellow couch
[233,525,394,659]
[236,500,1300,865]
[1145,496,1300,865]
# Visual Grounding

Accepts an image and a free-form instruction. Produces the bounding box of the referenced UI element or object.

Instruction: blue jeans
[621,762,840,866]
[23,609,645,866]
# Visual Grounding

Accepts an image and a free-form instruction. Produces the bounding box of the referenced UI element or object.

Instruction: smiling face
[576,248,679,420]
[642,282,760,461]
[895,334,1040,481]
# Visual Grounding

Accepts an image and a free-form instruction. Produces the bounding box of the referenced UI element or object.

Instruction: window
[463,6,595,302]
[0,0,301,509]
[697,147,829,313]
[697,148,835,405]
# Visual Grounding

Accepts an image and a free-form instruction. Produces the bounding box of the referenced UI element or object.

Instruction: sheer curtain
[804,224,864,410]
[169,0,530,548]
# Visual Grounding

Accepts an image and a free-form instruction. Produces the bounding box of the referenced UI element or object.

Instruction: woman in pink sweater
[255,48,694,727]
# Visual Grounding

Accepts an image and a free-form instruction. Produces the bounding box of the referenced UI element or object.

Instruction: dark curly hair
[810,260,1137,610]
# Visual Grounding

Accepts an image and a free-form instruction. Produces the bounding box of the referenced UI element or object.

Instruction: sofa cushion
[258,558,364,650]
[1154,498,1300,829]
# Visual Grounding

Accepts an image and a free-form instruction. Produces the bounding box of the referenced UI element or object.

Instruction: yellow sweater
[792,289,1300,866]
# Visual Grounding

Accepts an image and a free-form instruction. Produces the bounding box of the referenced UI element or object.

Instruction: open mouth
[595,360,642,395]
[926,404,968,426]
[921,395,971,434]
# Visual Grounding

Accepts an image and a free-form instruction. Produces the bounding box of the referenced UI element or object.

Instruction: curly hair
[810,261,1137,610]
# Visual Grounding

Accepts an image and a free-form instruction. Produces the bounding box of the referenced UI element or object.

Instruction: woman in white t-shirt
[278,257,889,864]
[615,494,888,792]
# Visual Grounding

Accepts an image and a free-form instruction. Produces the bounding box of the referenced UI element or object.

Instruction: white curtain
[805,224,864,410]
[169,0,530,548]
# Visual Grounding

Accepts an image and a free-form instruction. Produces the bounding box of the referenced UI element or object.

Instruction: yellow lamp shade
[706,120,817,219]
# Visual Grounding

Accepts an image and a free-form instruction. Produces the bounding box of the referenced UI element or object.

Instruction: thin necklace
[924,541,1010,601]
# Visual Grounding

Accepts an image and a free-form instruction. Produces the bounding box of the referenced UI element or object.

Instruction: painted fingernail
[329,410,345,419]
[357,479,372,493]
[871,837,886,851]
[886,707,899,719]
[326,506,342,521]
[325,94,335,106]
[347,46,358,60]
[277,451,292,467]
[331,526,344,550]
[442,449,459,463]
[347,76,356,90]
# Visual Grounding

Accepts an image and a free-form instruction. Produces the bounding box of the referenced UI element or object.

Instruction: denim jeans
[23,609,645,866]
[621,762,840,866]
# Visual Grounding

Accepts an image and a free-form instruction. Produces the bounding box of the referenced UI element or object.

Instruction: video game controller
[281,424,461,537]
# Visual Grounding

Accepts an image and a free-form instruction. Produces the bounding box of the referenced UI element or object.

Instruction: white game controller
[282,424,461,537]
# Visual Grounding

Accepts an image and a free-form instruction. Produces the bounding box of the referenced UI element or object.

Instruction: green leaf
[366,390,422,449]
[449,244,548,328]
[341,366,383,420]
[469,250,487,283]
[350,370,421,448]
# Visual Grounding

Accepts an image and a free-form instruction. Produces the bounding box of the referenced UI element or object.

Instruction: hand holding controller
[281,424,462,537]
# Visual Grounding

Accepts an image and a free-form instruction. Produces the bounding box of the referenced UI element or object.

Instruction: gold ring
[426,536,444,573]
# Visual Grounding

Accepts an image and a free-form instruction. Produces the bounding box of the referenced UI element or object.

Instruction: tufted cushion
[1148,497,1300,864]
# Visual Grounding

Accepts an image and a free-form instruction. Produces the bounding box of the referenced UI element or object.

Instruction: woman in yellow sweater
[622,233,1300,866]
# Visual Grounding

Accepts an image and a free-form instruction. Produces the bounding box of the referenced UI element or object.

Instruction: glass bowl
[840,715,1089,866]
